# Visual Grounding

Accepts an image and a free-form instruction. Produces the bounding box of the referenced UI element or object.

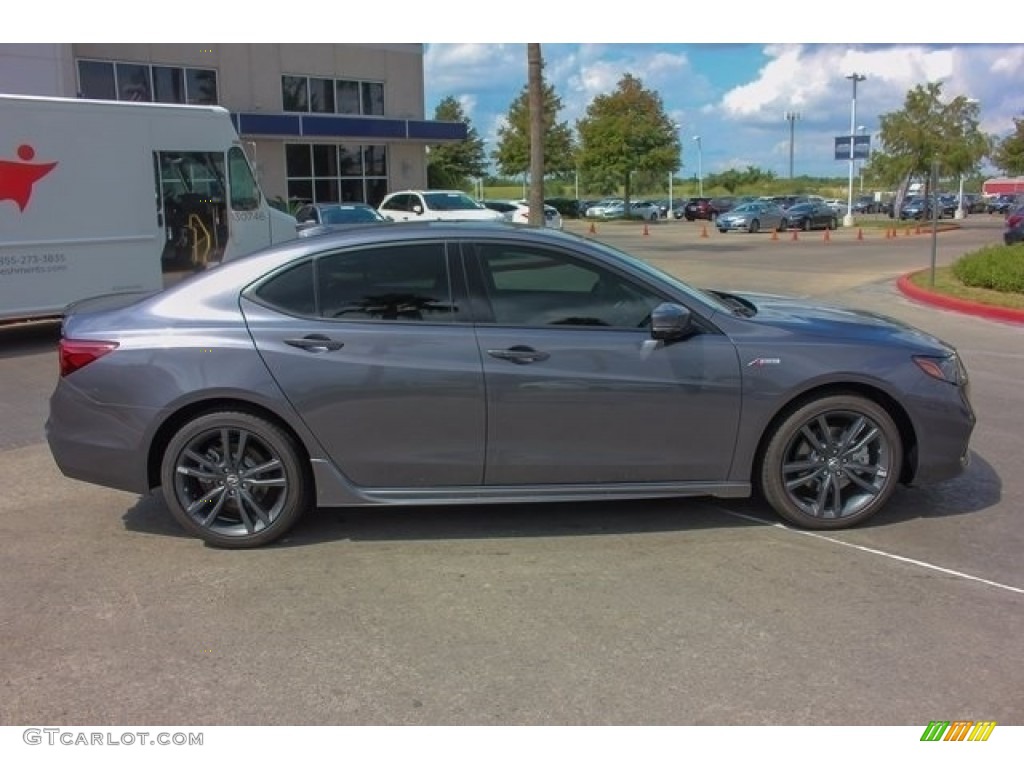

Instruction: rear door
[242,239,485,487]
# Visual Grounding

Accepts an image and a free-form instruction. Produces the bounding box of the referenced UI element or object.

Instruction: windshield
[321,206,383,224]
[423,192,484,211]
[730,204,759,214]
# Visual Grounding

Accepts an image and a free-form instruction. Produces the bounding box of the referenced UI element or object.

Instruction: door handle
[487,345,550,364]
[284,334,344,352]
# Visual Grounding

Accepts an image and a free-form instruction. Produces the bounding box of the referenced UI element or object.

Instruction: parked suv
[678,197,714,221]
[378,190,504,222]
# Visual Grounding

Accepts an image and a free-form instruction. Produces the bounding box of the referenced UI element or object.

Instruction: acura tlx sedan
[46,222,975,548]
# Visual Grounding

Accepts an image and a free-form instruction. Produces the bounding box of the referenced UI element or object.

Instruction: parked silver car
[716,202,789,233]
[47,223,975,547]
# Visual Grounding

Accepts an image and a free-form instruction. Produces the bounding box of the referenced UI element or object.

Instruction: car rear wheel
[759,394,902,529]
[160,411,311,548]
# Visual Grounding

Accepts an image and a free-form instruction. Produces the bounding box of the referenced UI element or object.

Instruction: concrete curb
[897,271,1024,324]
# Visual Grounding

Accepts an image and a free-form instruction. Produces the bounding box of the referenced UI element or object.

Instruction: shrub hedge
[952,245,1024,293]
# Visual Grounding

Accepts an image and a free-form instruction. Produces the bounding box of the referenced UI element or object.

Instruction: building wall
[0,43,75,96]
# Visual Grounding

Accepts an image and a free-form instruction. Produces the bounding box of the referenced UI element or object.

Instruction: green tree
[576,73,681,208]
[427,96,487,189]
[493,70,575,180]
[864,83,989,192]
[991,117,1024,176]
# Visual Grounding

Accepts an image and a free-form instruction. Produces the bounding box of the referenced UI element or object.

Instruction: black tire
[160,411,312,548]
[748,219,760,234]
[779,218,788,230]
[718,228,728,234]
[802,218,811,231]
[759,394,902,530]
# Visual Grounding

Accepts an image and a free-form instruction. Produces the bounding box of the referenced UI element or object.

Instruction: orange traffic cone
[643,223,650,236]
[904,226,912,237]
[588,222,596,234]
[791,228,799,241]
[700,224,709,239]
[823,228,831,243]
[857,228,864,241]
[771,228,779,241]
[915,224,922,235]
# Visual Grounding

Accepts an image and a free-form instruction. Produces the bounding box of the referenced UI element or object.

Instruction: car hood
[723,291,953,351]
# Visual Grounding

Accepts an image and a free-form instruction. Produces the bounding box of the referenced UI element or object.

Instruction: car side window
[315,243,456,323]
[381,194,409,212]
[251,259,317,317]
[470,243,662,329]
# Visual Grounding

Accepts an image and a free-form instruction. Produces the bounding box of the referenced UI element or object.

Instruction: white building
[0,43,464,206]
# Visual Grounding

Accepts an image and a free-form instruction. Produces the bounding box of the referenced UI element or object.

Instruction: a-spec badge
[747,357,781,368]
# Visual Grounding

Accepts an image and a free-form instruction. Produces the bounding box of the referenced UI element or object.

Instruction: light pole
[844,73,866,227]
[857,125,865,194]
[784,111,800,179]
[693,135,703,197]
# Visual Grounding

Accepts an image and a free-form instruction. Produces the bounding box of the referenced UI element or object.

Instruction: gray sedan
[716,202,788,233]
[47,223,975,547]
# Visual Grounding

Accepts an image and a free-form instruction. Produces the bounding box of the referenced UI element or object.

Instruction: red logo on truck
[0,144,58,212]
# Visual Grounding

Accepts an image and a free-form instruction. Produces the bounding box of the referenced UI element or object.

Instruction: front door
[463,241,742,485]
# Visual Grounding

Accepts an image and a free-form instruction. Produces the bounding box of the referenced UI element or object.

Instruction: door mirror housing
[411,204,424,215]
[650,302,692,341]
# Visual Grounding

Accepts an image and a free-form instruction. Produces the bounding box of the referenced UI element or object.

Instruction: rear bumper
[45,379,155,495]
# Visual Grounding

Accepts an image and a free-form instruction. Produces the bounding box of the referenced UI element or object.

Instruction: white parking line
[720,508,1024,596]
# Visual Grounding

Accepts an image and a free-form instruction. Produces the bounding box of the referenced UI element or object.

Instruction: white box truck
[1,93,297,321]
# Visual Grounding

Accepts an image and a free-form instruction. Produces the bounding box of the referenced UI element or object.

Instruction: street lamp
[784,111,800,179]
[844,73,866,227]
[693,135,703,197]
[857,125,865,194]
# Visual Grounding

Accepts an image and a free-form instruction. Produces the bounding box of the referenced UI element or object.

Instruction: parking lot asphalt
[1,215,1022,726]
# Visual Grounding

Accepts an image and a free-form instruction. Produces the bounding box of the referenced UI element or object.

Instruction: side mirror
[412,204,424,215]
[650,302,692,342]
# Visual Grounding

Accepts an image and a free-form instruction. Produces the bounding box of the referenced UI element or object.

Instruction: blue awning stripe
[231,112,467,143]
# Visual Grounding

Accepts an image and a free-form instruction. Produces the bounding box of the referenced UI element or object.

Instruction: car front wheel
[160,411,312,548]
[759,395,902,529]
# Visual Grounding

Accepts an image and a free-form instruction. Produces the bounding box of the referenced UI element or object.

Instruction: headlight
[914,353,966,385]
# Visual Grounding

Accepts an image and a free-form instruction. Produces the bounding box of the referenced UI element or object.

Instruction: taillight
[59,339,119,376]
[1008,213,1023,229]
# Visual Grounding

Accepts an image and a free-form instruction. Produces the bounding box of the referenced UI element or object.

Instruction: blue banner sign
[835,134,871,160]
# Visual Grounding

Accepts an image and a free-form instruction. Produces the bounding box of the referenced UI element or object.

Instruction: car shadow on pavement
[121,493,769,548]
[119,450,1000,548]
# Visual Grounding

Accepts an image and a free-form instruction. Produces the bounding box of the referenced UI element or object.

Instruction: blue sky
[423,41,1024,180]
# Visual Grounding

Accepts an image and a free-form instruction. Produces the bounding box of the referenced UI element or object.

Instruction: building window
[282,75,385,116]
[153,66,184,103]
[285,142,388,207]
[77,59,217,105]
[309,77,335,114]
[78,60,116,100]
[281,75,308,112]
